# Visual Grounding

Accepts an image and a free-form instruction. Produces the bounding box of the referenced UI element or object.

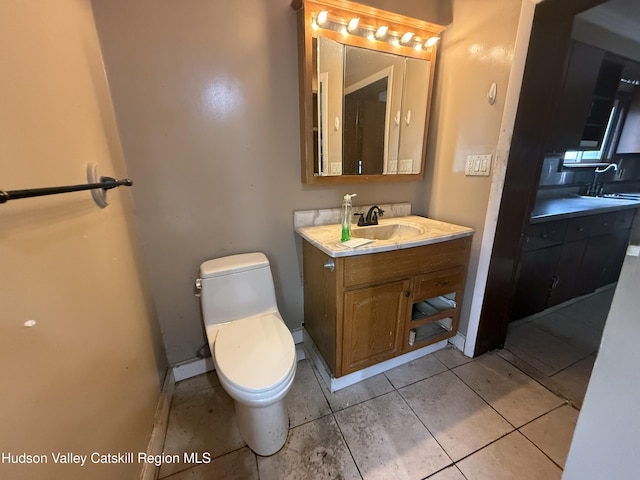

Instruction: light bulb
[317,11,328,25]
[425,36,440,48]
[401,32,414,44]
[348,17,360,32]
[375,25,389,39]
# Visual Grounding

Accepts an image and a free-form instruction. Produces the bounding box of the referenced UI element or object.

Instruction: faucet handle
[354,212,365,226]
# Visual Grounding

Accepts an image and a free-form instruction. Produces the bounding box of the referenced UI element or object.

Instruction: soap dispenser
[341,193,357,242]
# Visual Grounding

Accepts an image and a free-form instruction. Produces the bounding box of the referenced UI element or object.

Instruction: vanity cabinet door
[341,279,410,375]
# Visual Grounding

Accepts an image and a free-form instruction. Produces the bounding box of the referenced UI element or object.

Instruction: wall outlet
[465,154,492,176]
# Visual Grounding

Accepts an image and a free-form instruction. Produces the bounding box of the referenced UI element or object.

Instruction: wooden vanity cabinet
[302,236,472,377]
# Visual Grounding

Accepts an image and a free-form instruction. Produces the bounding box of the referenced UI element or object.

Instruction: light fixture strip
[311,11,440,53]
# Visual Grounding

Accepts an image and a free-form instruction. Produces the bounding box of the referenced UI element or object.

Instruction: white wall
[563,249,640,479]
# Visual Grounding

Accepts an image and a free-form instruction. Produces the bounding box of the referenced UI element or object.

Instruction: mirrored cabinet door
[292,0,445,184]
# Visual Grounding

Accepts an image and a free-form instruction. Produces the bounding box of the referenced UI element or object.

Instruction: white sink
[351,223,425,241]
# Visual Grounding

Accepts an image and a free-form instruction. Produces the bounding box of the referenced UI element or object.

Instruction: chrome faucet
[595,163,618,174]
[357,206,384,226]
[586,163,619,196]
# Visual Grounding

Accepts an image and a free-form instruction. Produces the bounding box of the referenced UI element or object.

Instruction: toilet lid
[214,313,295,393]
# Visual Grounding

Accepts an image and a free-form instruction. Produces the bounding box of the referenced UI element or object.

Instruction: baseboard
[303,329,448,392]
[171,328,306,382]
[173,357,215,382]
[448,331,466,352]
[140,369,175,480]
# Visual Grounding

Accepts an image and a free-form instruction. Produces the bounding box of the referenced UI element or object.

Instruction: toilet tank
[198,252,278,326]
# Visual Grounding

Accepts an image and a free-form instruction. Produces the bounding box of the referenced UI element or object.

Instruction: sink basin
[351,223,424,241]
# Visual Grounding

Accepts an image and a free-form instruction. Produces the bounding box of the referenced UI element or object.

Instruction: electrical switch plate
[465,154,492,176]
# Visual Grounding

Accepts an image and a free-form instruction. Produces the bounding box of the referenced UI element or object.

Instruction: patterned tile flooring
[157,289,612,479]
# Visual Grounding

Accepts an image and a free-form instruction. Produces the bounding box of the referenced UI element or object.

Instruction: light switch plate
[465,154,492,176]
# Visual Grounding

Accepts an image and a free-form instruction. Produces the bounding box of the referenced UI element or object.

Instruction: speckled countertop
[531,195,640,224]
[295,215,474,258]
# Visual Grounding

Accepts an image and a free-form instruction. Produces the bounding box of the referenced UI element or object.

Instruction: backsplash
[538,155,640,193]
[294,202,412,228]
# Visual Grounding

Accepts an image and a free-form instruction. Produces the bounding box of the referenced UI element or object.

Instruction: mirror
[292,0,444,184]
[317,38,431,177]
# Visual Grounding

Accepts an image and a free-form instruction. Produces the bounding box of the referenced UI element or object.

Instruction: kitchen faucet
[586,163,618,196]
[357,206,385,226]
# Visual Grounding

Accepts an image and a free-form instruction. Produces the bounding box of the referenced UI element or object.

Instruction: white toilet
[196,252,296,456]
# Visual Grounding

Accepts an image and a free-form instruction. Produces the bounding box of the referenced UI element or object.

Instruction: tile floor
[157,289,612,480]
[502,286,613,408]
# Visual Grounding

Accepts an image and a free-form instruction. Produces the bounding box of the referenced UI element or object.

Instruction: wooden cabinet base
[302,237,472,377]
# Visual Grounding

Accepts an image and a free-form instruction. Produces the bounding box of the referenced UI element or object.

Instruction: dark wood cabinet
[512,208,636,321]
[616,89,640,154]
[547,41,623,153]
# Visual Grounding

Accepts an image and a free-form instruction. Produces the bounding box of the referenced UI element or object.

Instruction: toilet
[196,252,296,456]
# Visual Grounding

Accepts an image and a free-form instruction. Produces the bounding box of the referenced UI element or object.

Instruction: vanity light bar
[311,12,440,51]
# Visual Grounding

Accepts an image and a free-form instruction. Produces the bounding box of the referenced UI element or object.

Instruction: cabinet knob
[323,259,335,272]
[541,233,549,239]
[404,290,411,297]
[435,280,450,287]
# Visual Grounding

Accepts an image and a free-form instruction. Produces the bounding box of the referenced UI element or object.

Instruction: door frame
[473,0,607,354]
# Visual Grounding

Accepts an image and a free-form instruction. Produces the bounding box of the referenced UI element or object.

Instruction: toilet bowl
[196,253,296,456]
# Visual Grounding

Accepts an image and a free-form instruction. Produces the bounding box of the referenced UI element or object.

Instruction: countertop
[531,195,640,224]
[295,215,474,258]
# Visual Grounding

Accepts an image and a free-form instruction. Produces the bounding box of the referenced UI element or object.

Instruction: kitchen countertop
[295,215,474,258]
[531,195,640,224]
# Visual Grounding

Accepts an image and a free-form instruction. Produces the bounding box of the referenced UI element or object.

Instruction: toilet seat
[214,313,295,394]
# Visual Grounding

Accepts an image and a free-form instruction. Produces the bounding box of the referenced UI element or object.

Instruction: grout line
[331,412,365,480]
[517,425,567,471]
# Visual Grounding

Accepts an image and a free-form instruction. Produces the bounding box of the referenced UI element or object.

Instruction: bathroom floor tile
[433,345,474,369]
[159,386,245,478]
[427,465,467,480]
[159,447,257,480]
[560,290,613,332]
[530,311,602,354]
[400,371,513,461]
[334,391,451,480]
[316,371,394,412]
[257,415,361,480]
[505,322,591,376]
[383,353,447,389]
[456,431,562,480]
[549,353,597,407]
[287,360,331,428]
[172,372,221,408]
[453,353,564,427]
[520,404,578,468]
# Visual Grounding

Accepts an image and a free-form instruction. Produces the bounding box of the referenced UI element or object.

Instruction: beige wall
[91,0,524,364]
[423,0,522,335]
[0,2,166,479]
[92,0,430,364]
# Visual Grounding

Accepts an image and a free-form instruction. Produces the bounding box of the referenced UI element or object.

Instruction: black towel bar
[0,177,133,204]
